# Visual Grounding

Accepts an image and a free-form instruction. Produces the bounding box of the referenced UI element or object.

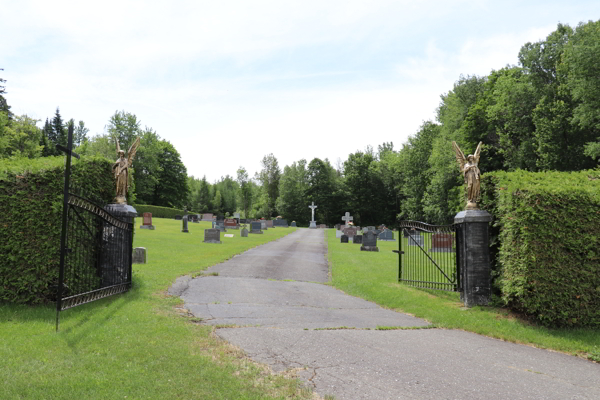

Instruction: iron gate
[57,193,133,311]
[396,221,461,292]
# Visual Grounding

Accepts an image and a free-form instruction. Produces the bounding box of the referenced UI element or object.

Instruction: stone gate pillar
[454,209,492,307]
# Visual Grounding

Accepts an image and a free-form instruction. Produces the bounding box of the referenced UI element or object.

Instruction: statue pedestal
[309,221,317,229]
[454,209,492,307]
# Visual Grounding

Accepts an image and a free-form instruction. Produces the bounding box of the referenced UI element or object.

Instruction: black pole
[56,125,79,332]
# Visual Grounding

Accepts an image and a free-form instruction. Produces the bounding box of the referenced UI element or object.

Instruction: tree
[106,110,141,148]
[0,68,12,118]
[133,127,163,205]
[237,167,253,218]
[306,158,345,226]
[343,147,387,226]
[150,140,190,208]
[74,120,89,146]
[40,118,55,156]
[52,108,67,149]
[255,153,281,218]
[0,113,43,159]
[560,20,600,163]
[276,160,309,224]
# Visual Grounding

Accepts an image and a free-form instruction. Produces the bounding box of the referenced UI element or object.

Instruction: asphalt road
[170,228,600,400]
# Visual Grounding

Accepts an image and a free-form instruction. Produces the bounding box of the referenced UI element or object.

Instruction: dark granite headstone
[291,221,297,227]
[431,232,454,252]
[250,221,263,234]
[174,215,182,220]
[360,231,379,252]
[204,228,221,244]
[182,211,189,233]
[353,235,363,244]
[140,212,155,230]
[273,219,288,228]
[379,229,396,241]
[403,228,417,237]
[341,234,349,243]
[407,232,424,246]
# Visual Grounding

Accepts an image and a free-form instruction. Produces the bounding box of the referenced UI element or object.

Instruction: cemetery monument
[308,202,317,229]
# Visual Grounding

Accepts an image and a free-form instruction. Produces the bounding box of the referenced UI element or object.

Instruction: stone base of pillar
[454,209,492,307]
[309,221,317,229]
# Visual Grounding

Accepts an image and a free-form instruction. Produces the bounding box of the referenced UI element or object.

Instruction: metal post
[56,124,79,332]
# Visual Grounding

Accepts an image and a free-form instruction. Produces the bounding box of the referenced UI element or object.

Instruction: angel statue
[452,141,482,210]
[113,136,140,204]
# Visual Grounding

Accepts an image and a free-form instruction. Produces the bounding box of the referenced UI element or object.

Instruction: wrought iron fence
[396,221,461,292]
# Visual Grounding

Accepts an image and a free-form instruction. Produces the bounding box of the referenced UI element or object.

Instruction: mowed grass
[327,229,600,362]
[0,220,316,400]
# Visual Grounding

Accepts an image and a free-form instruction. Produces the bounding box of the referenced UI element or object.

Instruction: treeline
[2,21,599,224]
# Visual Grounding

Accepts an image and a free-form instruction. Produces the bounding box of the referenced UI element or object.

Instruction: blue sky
[2,1,598,182]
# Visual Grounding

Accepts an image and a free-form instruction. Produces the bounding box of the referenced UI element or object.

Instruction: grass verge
[0,219,318,399]
[326,229,600,362]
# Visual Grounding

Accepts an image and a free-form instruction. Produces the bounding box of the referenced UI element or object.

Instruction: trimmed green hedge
[0,156,115,304]
[480,169,600,328]
[132,204,186,218]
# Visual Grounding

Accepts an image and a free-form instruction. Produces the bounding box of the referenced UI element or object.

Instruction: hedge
[132,204,187,219]
[480,169,600,328]
[0,156,115,304]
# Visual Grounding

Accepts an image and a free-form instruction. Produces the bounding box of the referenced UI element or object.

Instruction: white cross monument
[341,212,353,228]
[308,202,317,229]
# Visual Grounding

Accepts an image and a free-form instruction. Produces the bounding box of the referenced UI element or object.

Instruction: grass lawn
[326,229,600,362]
[0,219,316,400]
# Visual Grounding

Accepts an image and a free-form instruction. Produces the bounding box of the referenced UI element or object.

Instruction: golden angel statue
[113,136,140,204]
[452,141,482,210]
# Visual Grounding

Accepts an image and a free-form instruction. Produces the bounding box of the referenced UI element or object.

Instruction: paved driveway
[170,228,600,400]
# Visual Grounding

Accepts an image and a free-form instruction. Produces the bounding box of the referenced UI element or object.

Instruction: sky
[1,1,598,182]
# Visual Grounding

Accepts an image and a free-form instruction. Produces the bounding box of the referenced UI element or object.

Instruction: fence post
[454,209,492,307]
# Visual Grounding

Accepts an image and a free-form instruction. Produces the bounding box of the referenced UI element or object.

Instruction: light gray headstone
[204,229,222,244]
[132,247,146,264]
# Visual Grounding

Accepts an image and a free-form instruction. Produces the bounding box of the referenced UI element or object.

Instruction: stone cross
[308,202,317,222]
[341,212,353,226]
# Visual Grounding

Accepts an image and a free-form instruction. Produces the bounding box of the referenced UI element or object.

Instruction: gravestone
[201,213,214,221]
[132,247,146,264]
[431,232,454,252]
[379,229,395,241]
[224,218,238,229]
[403,228,417,237]
[204,229,221,244]
[250,222,263,234]
[213,220,227,232]
[291,221,297,227]
[182,208,189,233]
[341,235,349,243]
[374,229,381,237]
[407,232,424,246]
[174,215,182,220]
[353,235,363,244]
[266,220,274,228]
[234,212,240,219]
[360,231,379,252]
[273,219,289,228]
[241,227,248,237]
[140,212,155,230]
[319,224,326,229]
[362,227,369,233]
[341,212,353,227]
[343,226,357,238]
[224,234,234,238]
[336,229,344,239]
[260,220,267,230]
[308,201,317,229]
[367,226,376,232]
[335,224,341,230]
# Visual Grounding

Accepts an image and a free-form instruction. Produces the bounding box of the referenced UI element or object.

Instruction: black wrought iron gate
[56,125,133,331]
[396,221,461,292]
